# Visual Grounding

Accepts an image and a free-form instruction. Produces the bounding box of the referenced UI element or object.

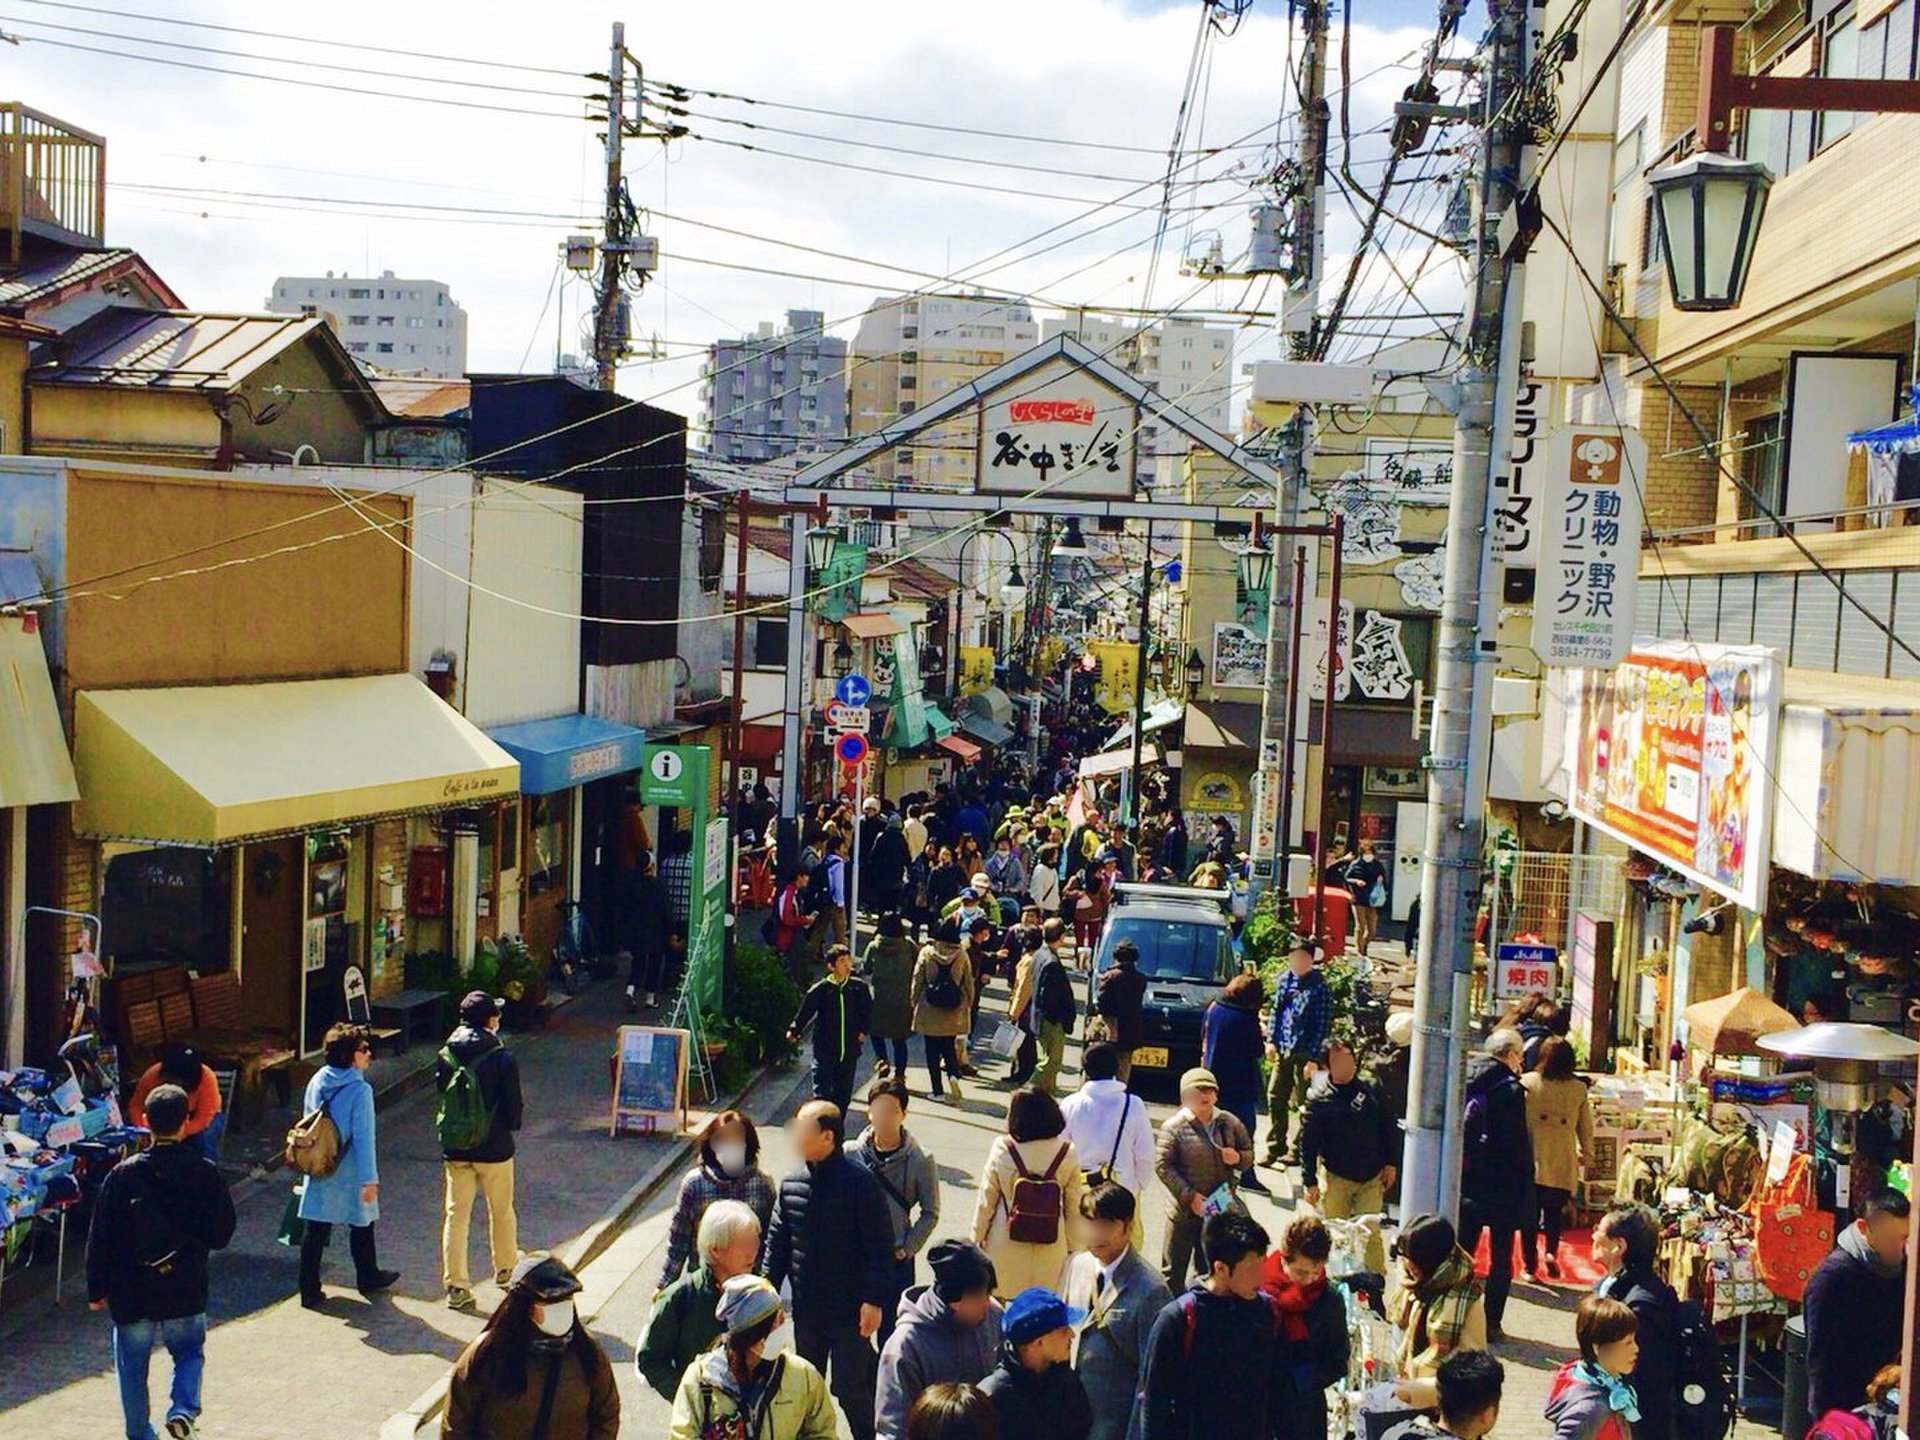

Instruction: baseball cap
[1179,1066,1219,1093]
[1003,1287,1087,1346]
[459,991,505,1025]
[508,1253,583,1300]
[971,872,992,890]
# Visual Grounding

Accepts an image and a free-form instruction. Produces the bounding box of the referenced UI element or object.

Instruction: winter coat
[875,1284,1005,1440]
[1522,1072,1593,1194]
[1596,1264,1679,1440]
[1461,1056,1533,1225]
[1139,1284,1289,1440]
[1259,1268,1351,1440]
[1155,1108,1253,1215]
[1064,1248,1171,1440]
[1031,947,1077,1032]
[863,936,919,1040]
[761,1150,895,1331]
[910,945,976,1038]
[1095,963,1148,1049]
[1299,1073,1399,1185]
[972,1134,1088,1297]
[1200,1001,1264,1125]
[1393,1247,1486,1394]
[927,863,966,915]
[869,828,912,896]
[443,1334,620,1440]
[669,1349,838,1440]
[1545,1361,1637,1440]
[1060,1079,1157,1201]
[850,1125,941,1257]
[636,1262,723,1399]
[85,1140,237,1324]
[661,1159,777,1281]
[296,1065,379,1227]
[633,871,672,955]
[791,975,873,1066]
[1804,1223,1909,1417]
[436,1024,525,1164]
[980,1351,1095,1440]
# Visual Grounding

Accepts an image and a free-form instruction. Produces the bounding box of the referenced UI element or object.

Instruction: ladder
[666,960,718,1104]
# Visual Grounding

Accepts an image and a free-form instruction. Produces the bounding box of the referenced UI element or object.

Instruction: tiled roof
[34,307,331,390]
[0,245,182,313]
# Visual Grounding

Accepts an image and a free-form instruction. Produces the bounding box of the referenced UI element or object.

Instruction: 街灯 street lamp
[1237,537,1275,596]
[1051,518,1091,559]
[805,525,842,578]
[1000,561,1027,610]
[1647,151,1772,313]
[1184,647,1206,694]
[831,638,855,677]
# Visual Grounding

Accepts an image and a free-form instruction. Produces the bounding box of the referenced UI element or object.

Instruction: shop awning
[487,712,646,796]
[842,611,905,639]
[923,704,958,741]
[936,734,983,763]
[75,673,519,846]
[1078,745,1164,780]
[1101,697,1186,751]
[1184,700,1262,751]
[0,613,78,808]
[1774,667,1920,884]
[958,713,1015,747]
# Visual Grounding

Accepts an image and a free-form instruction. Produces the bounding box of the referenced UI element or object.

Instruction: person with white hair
[636,1198,765,1398]
[1457,1027,1534,1341]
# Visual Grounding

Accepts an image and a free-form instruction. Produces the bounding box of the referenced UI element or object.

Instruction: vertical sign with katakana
[1493,379,1555,567]
[1531,425,1645,668]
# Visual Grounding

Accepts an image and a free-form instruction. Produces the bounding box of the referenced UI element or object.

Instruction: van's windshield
[1097,915,1237,984]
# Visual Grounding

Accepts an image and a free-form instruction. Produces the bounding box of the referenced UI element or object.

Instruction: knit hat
[971,872,992,891]
[714,1274,783,1335]
[927,1239,996,1302]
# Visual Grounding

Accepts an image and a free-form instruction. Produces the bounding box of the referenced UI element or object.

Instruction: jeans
[299,1220,382,1297]
[793,1317,877,1440]
[1263,1053,1312,1162]
[112,1312,206,1440]
[923,1034,959,1096]
[870,1034,910,1075]
[812,1053,858,1116]
[186,1113,225,1165]
[442,1158,518,1291]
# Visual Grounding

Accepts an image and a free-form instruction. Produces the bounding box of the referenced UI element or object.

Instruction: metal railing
[0,104,106,263]
[1485,849,1624,958]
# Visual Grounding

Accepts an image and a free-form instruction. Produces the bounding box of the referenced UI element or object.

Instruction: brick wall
[1635,381,1722,535]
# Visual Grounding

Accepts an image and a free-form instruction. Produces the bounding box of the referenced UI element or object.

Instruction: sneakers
[447,1286,478,1312]
[357,1268,401,1297]
[1544,1255,1561,1278]
[645,991,658,1008]
[624,988,637,1014]
[1240,1172,1272,1195]
[165,1417,198,1439]
[493,1268,515,1287]
[873,1059,893,1080]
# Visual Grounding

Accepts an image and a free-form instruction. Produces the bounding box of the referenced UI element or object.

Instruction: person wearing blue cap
[979,1287,1094,1440]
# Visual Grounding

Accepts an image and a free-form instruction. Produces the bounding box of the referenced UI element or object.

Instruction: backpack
[803,863,832,913]
[284,1087,346,1178]
[924,958,964,1010]
[1006,1142,1070,1245]
[1037,955,1077,1028]
[126,1161,189,1279]
[1177,1287,1282,1357]
[435,1046,497,1152]
[1672,1297,1736,1440]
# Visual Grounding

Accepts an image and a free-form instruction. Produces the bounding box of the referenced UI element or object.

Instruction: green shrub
[1241,891,1299,975]
[726,940,801,1066]
[404,951,462,993]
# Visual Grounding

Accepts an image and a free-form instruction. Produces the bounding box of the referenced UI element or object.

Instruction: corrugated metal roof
[35,307,327,390]
[373,377,470,418]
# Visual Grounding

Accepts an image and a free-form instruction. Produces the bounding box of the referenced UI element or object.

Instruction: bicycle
[552,899,595,996]
[1322,1212,1399,1440]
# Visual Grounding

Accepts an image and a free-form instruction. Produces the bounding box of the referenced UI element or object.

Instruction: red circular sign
[835,732,869,766]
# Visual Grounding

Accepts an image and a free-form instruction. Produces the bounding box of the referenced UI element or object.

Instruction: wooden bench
[370,988,447,1050]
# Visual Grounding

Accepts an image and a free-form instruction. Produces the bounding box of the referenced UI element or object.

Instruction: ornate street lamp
[831,638,855,676]
[1184,647,1206,693]
[1000,561,1027,610]
[1051,518,1091,559]
[1238,537,1275,596]
[1648,152,1772,313]
[804,525,842,577]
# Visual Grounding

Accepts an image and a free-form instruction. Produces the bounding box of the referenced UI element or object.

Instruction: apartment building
[266,269,468,378]
[700,309,848,462]
[1043,312,1235,486]
[848,292,1039,490]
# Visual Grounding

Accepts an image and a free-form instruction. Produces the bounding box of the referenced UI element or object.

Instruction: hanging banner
[957,646,995,696]
[977,356,1137,498]
[1567,641,1781,911]
[1363,437,1455,505]
[1090,641,1139,714]
[816,540,867,624]
[1493,377,1557,568]
[1533,425,1646,668]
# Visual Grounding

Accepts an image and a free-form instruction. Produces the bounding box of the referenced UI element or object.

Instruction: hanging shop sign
[1567,641,1781,911]
[976,356,1138,499]
[1211,622,1265,690]
[1533,424,1646,668]
[1090,641,1140,715]
[957,647,995,697]
[1493,377,1556,568]
[1494,941,1560,998]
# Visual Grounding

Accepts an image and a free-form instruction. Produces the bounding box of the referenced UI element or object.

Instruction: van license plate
[1133,1046,1169,1068]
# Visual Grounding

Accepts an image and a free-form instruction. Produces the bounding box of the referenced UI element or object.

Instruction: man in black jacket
[1593,1202,1680,1440]
[1457,1028,1533,1338]
[87,1083,237,1440]
[980,1287,1094,1440]
[436,990,526,1312]
[763,1099,894,1440]
[625,848,672,1012]
[1297,1038,1398,1275]
[788,944,874,1116]
[1094,938,1147,1083]
[1804,1186,1910,1417]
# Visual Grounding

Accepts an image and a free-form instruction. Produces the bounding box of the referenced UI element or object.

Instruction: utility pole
[1249,0,1330,902]
[1128,522,1155,841]
[1399,0,1536,1223]
[588,23,672,392]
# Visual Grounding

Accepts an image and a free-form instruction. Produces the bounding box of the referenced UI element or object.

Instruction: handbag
[274,1183,307,1248]
[1749,1150,1833,1303]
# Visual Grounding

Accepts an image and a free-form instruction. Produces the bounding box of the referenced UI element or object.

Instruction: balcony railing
[1,104,105,262]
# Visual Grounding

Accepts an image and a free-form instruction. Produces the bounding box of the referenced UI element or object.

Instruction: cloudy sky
[7,0,1470,430]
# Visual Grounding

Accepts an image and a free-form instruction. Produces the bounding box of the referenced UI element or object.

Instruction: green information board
[639,743,726,1021]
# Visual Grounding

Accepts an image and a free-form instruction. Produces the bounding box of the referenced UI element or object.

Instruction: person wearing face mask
[661,1111,776,1284]
[442,1254,618,1440]
[1545,1295,1641,1440]
[669,1274,839,1440]
[638,1200,764,1400]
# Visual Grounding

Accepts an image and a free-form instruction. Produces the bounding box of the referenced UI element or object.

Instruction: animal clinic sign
[976,357,1137,498]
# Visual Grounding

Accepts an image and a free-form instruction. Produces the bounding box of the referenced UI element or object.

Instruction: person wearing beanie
[875,1240,1005,1440]
[979,1287,1094,1440]
[87,1082,237,1440]
[128,1043,224,1163]
[667,1275,837,1440]
[444,1254,618,1440]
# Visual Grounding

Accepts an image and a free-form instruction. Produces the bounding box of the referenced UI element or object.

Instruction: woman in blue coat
[298,1023,399,1306]
[1201,972,1270,1193]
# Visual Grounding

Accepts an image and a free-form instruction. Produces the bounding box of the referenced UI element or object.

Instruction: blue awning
[486,713,646,796]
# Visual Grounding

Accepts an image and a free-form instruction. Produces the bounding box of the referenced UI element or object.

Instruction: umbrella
[1682,986,1802,1056]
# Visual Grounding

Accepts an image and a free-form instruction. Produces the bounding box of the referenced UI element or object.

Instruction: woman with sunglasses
[298,1023,400,1307]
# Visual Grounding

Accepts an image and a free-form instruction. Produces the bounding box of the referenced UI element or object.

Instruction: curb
[378,1056,815,1440]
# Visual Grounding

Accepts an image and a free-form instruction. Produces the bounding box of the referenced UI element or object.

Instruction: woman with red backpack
[971,1087,1086,1298]
[1545,1295,1641,1440]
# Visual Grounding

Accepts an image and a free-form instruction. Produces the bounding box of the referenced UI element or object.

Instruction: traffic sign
[835,673,872,707]
[825,702,871,733]
[834,732,870,766]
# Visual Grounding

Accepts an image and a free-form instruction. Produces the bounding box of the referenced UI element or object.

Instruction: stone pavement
[0,981,757,1440]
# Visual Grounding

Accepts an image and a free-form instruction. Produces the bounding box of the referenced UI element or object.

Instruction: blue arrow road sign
[835,673,872,707]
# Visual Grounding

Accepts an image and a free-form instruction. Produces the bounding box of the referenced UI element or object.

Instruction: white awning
[1773,668,1920,885]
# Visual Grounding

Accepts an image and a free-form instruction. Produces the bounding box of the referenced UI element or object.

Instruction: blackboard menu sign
[611,1025,688,1136]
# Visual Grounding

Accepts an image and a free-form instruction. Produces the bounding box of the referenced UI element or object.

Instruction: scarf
[1573,1361,1641,1424]
[1398,1246,1482,1356]
[1269,1275,1328,1343]
[1839,1221,1904,1280]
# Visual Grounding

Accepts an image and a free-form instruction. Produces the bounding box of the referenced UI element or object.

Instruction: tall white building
[1043,312,1235,486]
[266,270,468,378]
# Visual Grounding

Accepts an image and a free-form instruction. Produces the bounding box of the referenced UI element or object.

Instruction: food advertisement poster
[1567,641,1780,910]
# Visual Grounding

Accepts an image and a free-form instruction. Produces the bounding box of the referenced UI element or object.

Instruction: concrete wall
[29,386,224,466]
[462,479,583,727]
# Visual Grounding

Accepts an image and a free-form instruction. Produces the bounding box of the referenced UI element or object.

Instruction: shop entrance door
[1392,802,1428,922]
[239,837,302,1039]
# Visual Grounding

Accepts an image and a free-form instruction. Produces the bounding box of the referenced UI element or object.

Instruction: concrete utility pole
[587,23,668,392]
[1249,0,1330,901]
[1399,0,1536,1223]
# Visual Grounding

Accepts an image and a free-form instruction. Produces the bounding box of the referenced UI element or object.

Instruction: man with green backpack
[435,990,525,1312]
